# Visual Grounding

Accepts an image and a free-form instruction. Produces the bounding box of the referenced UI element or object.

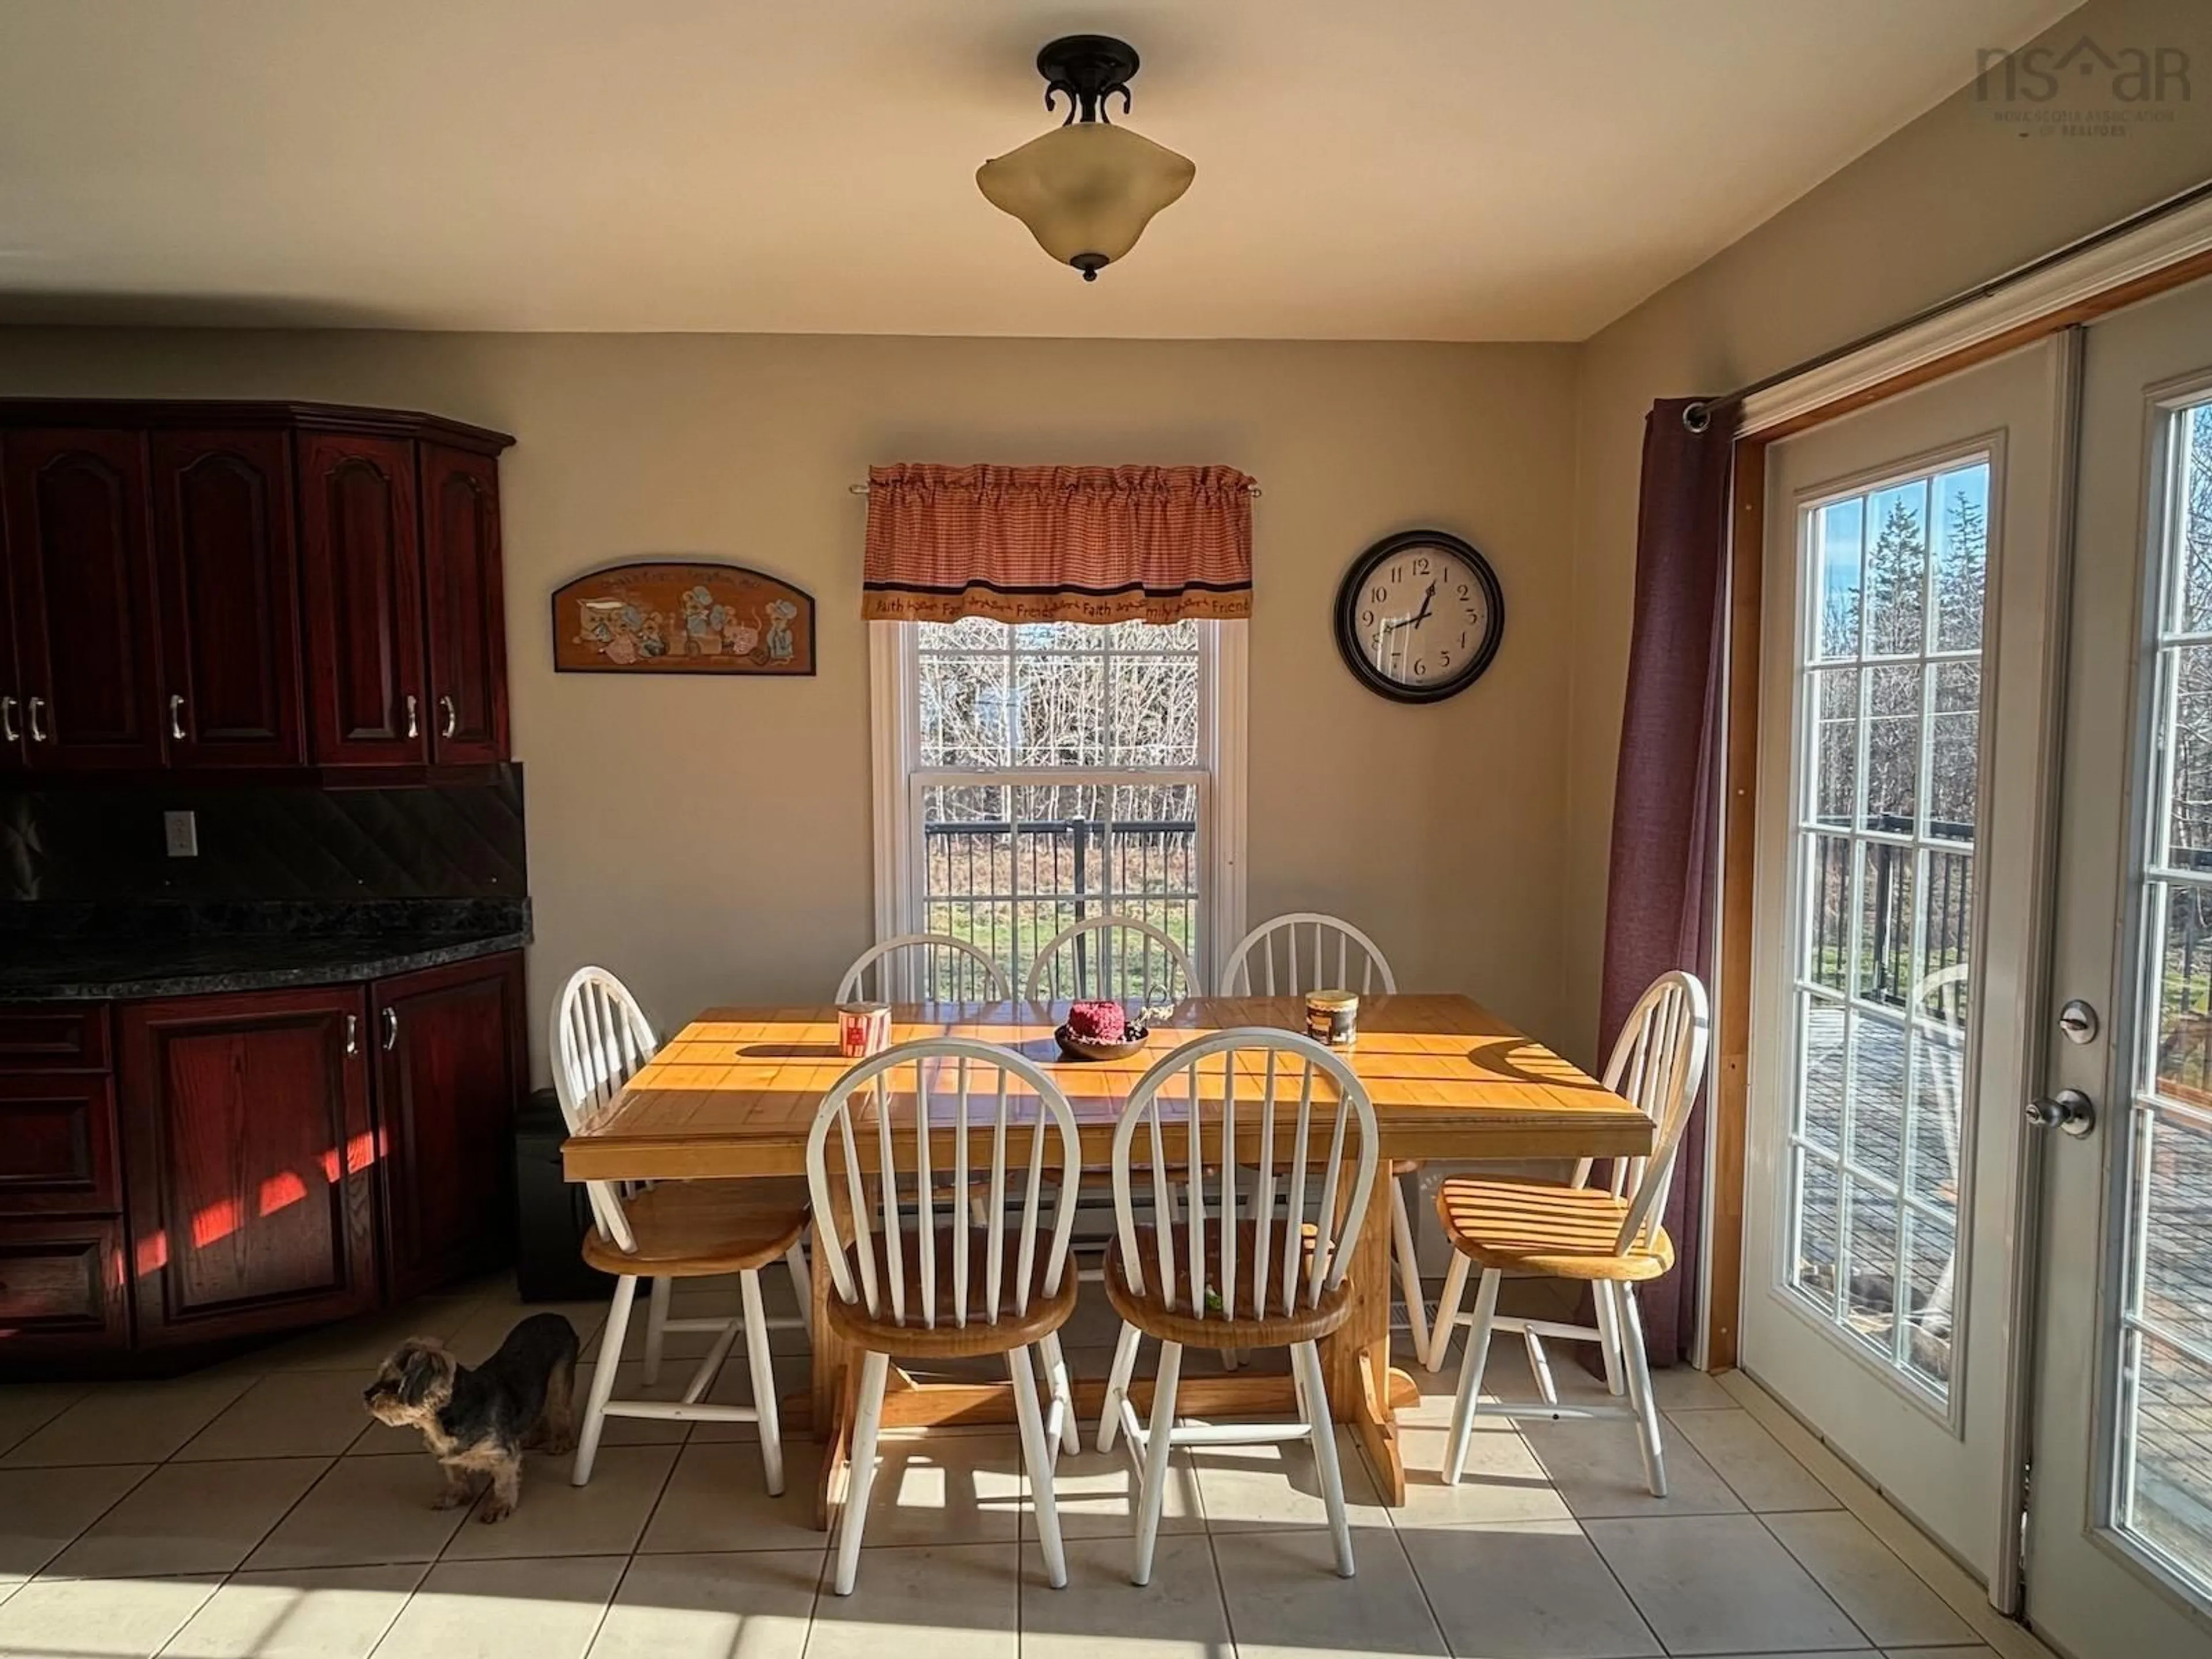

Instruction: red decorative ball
[1066,1001,1127,1043]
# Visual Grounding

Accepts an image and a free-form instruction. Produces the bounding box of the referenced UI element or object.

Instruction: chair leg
[1389,1174,1430,1366]
[1038,1331,1079,1456]
[573,1273,637,1487]
[1443,1267,1501,1487]
[642,1275,672,1385]
[1131,1340,1183,1587]
[1293,1339,1354,1578]
[782,1241,812,1342]
[1613,1282,1669,1498]
[832,1350,891,1597]
[1099,1321,1142,1452]
[1427,1252,1471,1372]
[1592,1277,1627,1397]
[1009,1345,1067,1589]
[739,1268,783,1497]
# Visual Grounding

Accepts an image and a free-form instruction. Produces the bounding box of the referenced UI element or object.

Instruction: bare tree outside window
[912,619,1207,997]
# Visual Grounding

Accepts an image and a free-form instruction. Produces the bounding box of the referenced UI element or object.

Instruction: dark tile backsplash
[0,767,527,903]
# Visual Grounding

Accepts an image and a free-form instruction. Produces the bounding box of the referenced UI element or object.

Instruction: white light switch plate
[164,810,198,857]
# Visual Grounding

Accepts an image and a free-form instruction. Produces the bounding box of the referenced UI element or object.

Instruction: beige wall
[0,331,1578,1078]
[1560,0,2212,1065]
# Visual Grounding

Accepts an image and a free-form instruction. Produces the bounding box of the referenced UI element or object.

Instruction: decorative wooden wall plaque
[552,562,816,676]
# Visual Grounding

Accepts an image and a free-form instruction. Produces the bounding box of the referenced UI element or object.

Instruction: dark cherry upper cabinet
[0,402,512,777]
[0,463,20,776]
[1,430,166,771]
[373,952,523,1301]
[299,431,427,766]
[421,444,509,765]
[150,429,305,768]
[118,986,379,1346]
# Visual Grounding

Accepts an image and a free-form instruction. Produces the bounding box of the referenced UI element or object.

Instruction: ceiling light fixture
[975,34,1195,282]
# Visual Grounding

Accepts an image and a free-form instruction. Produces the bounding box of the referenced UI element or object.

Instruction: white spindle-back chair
[552,967,812,1494]
[835,932,1012,1003]
[1097,1029,1378,1585]
[1023,914,1200,1005]
[805,1037,1084,1597]
[1425,971,1710,1497]
[1221,912,1399,997]
[1220,914,1429,1359]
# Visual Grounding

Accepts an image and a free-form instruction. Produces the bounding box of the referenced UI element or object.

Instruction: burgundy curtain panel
[1597,396,1737,1364]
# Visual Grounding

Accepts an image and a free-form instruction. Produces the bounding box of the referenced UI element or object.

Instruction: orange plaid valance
[862,463,1254,624]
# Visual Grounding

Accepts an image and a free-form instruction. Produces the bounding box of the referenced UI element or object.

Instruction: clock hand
[1410,581,1437,628]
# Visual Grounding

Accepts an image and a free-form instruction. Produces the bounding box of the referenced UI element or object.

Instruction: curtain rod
[849,480,1262,497]
[1681,173,2212,433]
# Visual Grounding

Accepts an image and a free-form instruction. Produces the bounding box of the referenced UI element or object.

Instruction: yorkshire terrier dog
[363,1312,579,1522]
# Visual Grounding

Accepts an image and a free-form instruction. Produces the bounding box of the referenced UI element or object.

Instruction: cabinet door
[298,433,425,766]
[373,952,522,1300]
[150,430,305,767]
[1,430,165,770]
[419,444,509,764]
[119,987,378,1345]
[0,459,22,774]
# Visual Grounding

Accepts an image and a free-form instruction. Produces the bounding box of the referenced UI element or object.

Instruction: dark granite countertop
[0,899,532,1001]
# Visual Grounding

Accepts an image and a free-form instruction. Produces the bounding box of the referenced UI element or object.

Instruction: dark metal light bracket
[1039,33,1140,124]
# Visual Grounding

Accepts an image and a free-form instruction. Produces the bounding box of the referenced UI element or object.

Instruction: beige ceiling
[0,0,2077,340]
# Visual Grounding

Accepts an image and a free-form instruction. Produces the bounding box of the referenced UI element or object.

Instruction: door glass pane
[1785,456,1990,1407]
[2115,395,2212,1593]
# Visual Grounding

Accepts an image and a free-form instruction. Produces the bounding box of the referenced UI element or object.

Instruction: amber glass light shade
[975,122,1195,279]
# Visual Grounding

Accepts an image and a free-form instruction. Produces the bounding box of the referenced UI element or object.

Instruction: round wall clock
[1333,529,1505,703]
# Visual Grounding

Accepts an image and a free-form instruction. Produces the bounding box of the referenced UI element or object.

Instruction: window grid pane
[914,621,1204,993]
[1783,457,1990,1407]
[2115,397,2212,1594]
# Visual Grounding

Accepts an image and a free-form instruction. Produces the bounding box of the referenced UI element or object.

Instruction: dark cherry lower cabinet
[119,986,379,1348]
[0,950,524,1372]
[374,955,525,1301]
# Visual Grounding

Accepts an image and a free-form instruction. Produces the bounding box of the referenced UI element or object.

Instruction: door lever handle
[2026,1088,2096,1138]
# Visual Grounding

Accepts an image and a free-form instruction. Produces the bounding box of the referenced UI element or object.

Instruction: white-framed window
[1780,449,1991,1408]
[869,617,1247,996]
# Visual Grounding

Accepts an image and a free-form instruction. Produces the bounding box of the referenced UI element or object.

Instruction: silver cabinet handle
[381,1007,399,1050]
[440,694,457,739]
[403,694,419,740]
[169,693,187,741]
[0,696,16,744]
[26,696,47,744]
[344,1014,359,1056]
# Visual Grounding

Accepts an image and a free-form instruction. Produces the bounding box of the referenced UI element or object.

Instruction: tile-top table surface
[562,994,1651,1181]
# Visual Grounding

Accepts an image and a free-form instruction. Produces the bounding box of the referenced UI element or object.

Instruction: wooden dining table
[561,993,1651,1526]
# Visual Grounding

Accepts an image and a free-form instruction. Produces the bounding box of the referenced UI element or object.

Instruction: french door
[1747,273,2212,1659]
[2029,273,2212,1658]
[1745,339,2067,1587]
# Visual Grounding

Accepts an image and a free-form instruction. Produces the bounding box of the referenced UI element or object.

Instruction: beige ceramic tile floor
[0,1270,2054,1659]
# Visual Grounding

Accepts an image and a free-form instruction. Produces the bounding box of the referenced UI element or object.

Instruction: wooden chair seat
[583,1179,810,1278]
[1104,1219,1353,1348]
[1435,1176,1673,1282]
[825,1226,1078,1358]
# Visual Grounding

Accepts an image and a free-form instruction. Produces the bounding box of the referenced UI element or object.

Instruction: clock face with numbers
[1332,530,1505,703]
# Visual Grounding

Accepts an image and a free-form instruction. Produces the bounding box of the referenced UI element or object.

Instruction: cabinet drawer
[0,1217,130,1349]
[0,1074,121,1214]
[0,1005,111,1071]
